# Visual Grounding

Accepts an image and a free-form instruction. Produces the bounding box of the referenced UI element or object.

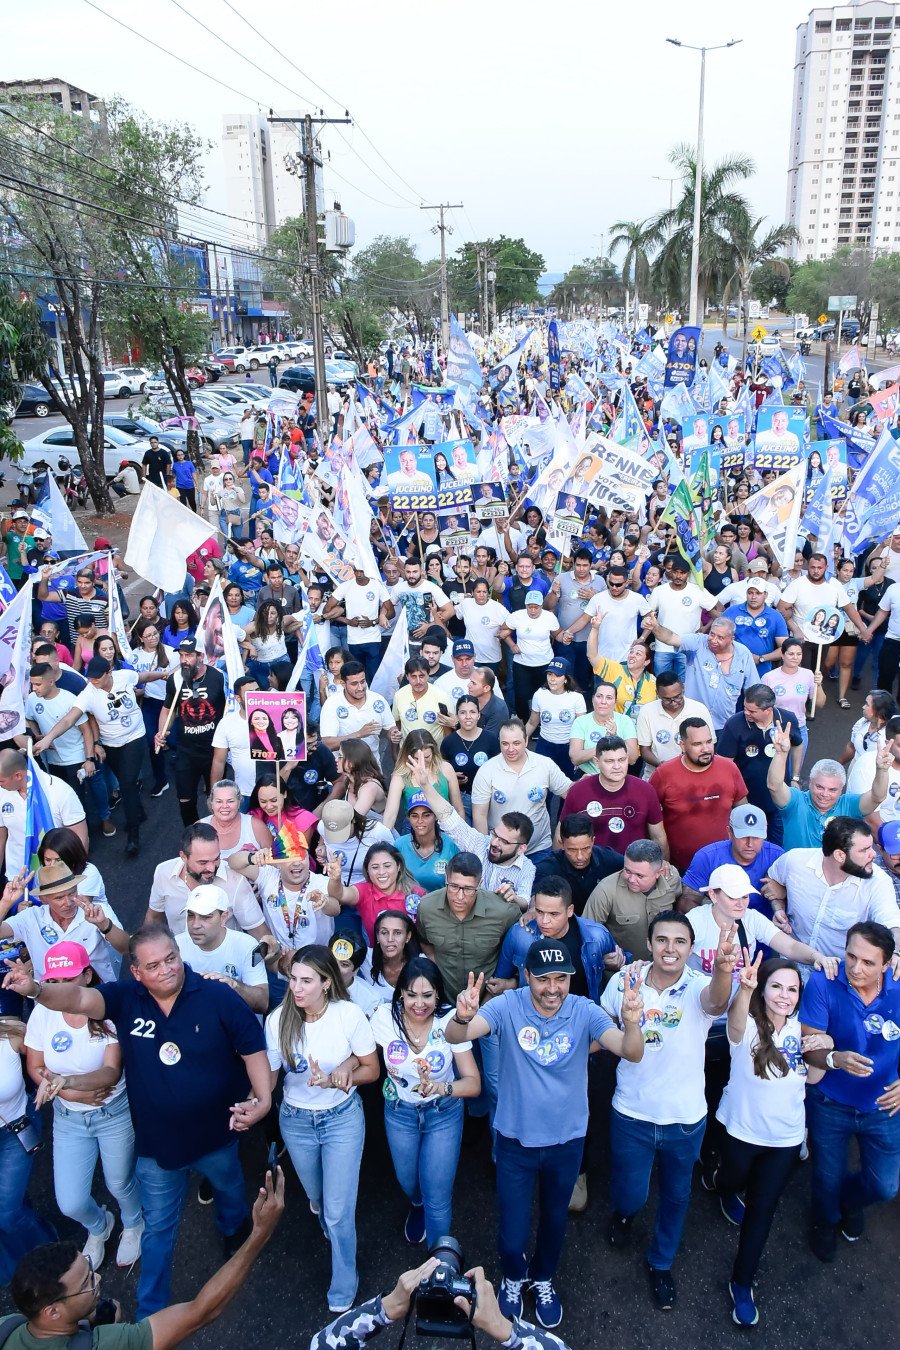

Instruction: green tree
[870,252,900,330]
[608,220,654,311]
[721,210,800,362]
[264,216,348,338]
[448,237,545,328]
[548,257,623,316]
[0,283,50,462]
[752,257,796,312]
[349,235,439,337]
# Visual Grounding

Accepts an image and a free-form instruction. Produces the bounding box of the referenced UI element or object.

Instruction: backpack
[0,1315,94,1350]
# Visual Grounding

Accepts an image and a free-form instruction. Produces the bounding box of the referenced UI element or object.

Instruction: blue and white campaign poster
[548,320,561,392]
[382,443,438,510]
[753,407,808,471]
[432,440,477,507]
[813,439,849,502]
[663,325,700,388]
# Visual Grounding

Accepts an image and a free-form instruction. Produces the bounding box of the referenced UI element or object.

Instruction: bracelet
[31,980,43,1001]
[100,918,113,936]
[444,1080,453,1097]
[452,1013,472,1028]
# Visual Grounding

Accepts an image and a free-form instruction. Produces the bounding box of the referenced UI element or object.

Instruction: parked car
[278,365,316,395]
[110,366,154,393]
[197,356,226,382]
[281,340,312,360]
[840,318,861,340]
[19,424,153,476]
[14,383,55,418]
[103,413,188,454]
[147,399,240,453]
[100,370,144,399]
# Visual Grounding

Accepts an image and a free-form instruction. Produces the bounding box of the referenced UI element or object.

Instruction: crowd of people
[0,319,898,1346]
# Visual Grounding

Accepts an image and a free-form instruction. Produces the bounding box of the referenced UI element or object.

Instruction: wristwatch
[825,1050,837,1070]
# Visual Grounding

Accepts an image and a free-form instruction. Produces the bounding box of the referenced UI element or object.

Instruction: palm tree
[644,144,754,320]
[722,208,800,365]
[608,219,653,319]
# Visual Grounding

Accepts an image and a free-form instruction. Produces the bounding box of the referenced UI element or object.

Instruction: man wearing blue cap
[874,819,900,901]
[680,805,786,921]
[432,640,476,718]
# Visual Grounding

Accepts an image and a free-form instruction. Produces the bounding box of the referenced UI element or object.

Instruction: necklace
[406,1017,432,1049]
[304,1003,328,1023]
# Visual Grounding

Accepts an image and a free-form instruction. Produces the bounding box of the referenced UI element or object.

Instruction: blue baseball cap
[525,589,544,605]
[879,820,900,854]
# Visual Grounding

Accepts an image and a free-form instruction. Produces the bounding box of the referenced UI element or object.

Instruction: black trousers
[103,736,148,840]
[717,1132,801,1285]
[174,752,212,825]
[877,636,900,699]
[512,661,548,721]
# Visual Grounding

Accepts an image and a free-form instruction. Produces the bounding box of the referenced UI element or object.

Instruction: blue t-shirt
[395,833,459,894]
[228,560,264,595]
[722,603,789,677]
[800,964,900,1112]
[779,786,863,850]
[98,969,265,1168]
[478,985,614,1147]
[682,838,785,917]
[172,461,196,490]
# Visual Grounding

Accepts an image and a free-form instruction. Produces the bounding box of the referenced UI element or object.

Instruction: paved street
[0,705,895,1350]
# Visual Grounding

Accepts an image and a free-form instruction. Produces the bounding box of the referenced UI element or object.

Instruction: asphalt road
[0,702,896,1350]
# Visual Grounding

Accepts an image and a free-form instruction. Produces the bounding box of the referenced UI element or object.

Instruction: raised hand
[738,948,763,991]
[0,870,34,916]
[78,898,108,930]
[326,857,343,884]
[307,1055,332,1089]
[876,743,893,772]
[409,750,430,789]
[620,965,644,1024]
[772,725,792,755]
[715,924,740,976]
[2,959,37,996]
[455,970,484,1024]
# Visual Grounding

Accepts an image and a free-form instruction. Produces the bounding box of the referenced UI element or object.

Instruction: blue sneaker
[532,1280,563,1328]
[729,1280,759,1327]
[720,1193,746,1226]
[403,1204,425,1245]
[498,1278,525,1319]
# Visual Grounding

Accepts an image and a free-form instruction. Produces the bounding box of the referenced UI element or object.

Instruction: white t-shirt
[176,929,268,990]
[24,1005,124,1112]
[26,688,87,766]
[211,711,255,796]
[0,1038,27,1122]
[74,671,144,748]
[877,585,900,641]
[130,645,178,702]
[651,582,718,654]
[717,1013,807,1147]
[507,609,559,666]
[714,578,781,609]
[370,1005,471,1105]
[687,906,781,1021]
[347,973,387,1017]
[600,965,715,1124]
[391,580,451,632]
[531,689,586,744]
[457,597,508,663]
[320,689,395,755]
[7,901,123,982]
[253,865,335,948]
[333,579,389,646]
[584,590,649,662]
[0,772,85,876]
[781,575,850,623]
[471,750,572,854]
[265,997,376,1109]
[635,697,715,768]
[432,667,471,708]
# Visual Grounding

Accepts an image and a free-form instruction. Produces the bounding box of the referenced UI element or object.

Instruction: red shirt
[353,882,425,944]
[650,755,748,874]
[186,537,222,583]
[560,775,663,855]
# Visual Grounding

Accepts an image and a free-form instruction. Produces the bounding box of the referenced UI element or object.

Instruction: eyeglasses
[490,829,518,848]
[58,1256,99,1299]
[446,881,478,897]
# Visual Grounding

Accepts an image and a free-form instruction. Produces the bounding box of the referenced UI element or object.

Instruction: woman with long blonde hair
[383,731,463,832]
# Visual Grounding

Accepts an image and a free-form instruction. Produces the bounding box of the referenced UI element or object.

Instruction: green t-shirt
[0,1317,152,1350]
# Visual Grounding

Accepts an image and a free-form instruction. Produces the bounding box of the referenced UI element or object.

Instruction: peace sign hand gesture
[620,964,644,1025]
[738,948,763,992]
[455,970,484,1025]
[714,925,740,976]
[772,726,792,756]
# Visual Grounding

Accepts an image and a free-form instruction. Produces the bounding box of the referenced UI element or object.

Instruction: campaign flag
[659,379,697,426]
[191,576,244,710]
[548,321,561,392]
[838,344,862,375]
[22,745,54,904]
[692,369,712,412]
[487,332,532,393]
[841,425,900,555]
[107,556,135,663]
[815,404,875,469]
[658,479,703,582]
[565,371,593,404]
[613,381,648,450]
[760,350,795,389]
[788,351,806,387]
[338,462,380,578]
[31,473,89,554]
[634,344,667,382]
[286,583,326,693]
[868,381,900,424]
[0,580,32,689]
[663,326,701,388]
[708,361,732,408]
[445,315,483,392]
[370,605,409,705]
[689,451,716,547]
[124,482,212,593]
[800,469,836,564]
[746,461,806,570]
[0,562,16,610]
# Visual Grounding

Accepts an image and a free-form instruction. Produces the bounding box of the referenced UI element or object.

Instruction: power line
[167,0,313,113]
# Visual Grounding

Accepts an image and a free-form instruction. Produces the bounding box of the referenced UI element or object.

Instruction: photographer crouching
[310,1241,572,1350]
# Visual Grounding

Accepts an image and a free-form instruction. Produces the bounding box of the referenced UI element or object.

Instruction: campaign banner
[552,490,587,536]
[548,320,561,392]
[246,691,307,762]
[472,483,508,520]
[799,605,845,645]
[806,441,849,502]
[439,525,470,552]
[586,474,645,514]
[753,407,807,471]
[663,325,700,388]
[688,445,723,485]
[432,440,478,504]
[869,380,900,422]
[591,436,656,493]
[841,424,900,555]
[746,461,806,570]
[445,316,483,391]
[659,480,703,582]
[383,443,438,511]
[683,413,746,471]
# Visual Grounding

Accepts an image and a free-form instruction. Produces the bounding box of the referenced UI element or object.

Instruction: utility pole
[269,111,351,450]
[210,243,227,346]
[419,203,463,353]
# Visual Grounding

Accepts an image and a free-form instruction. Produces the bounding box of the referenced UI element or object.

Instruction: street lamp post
[666,37,742,329]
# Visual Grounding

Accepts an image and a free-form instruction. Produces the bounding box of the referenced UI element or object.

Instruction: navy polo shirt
[716,710,801,831]
[98,969,265,1168]
[800,964,900,1112]
[682,838,785,917]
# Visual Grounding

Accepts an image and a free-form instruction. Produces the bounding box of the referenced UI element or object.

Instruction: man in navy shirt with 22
[446,940,644,1330]
[679,805,785,920]
[800,920,900,1263]
[4,925,272,1317]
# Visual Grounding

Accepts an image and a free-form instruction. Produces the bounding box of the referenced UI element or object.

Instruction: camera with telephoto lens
[414,1237,476,1338]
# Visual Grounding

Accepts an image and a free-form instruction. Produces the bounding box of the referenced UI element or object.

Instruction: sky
[6,0,810,275]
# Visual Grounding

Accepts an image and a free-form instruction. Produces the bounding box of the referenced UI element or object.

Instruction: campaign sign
[799,605,845,645]
[472,482,508,520]
[383,443,438,511]
[753,408,808,471]
[246,691,307,762]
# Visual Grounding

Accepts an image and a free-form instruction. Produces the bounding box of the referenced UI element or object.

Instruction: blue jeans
[347,641,382,685]
[53,1092,142,1237]
[384,1095,464,1248]
[495,1131,583,1281]
[280,1093,364,1309]
[141,700,168,793]
[806,1085,900,1227]
[300,669,321,725]
[853,629,885,683]
[653,651,687,683]
[610,1107,706,1270]
[0,1106,57,1283]
[247,657,292,690]
[134,1139,249,1317]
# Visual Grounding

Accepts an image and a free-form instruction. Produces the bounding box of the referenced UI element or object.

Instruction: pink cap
[43,941,91,979]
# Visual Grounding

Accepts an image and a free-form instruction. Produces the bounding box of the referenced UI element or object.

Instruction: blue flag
[23,746,54,905]
[445,316,483,392]
[548,321,561,392]
[841,426,900,555]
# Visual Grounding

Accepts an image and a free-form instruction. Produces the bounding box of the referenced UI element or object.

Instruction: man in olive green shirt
[582,838,682,960]
[416,851,519,1000]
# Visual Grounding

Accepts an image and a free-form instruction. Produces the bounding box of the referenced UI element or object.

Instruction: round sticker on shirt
[50,1031,72,1053]
[454,753,468,767]
[33,702,44,714]
[337,706,349,720]
[608,816,625,834]
[655,730,671,745]
[764,744,776,758]
[405,707,418,722]
[159,1042,181,1066]
[405,892,421,917]
[373,700,386,714]
[559,710,572,724]
[794,683,806,696]
[303,769,319,785]
[423,711,437,724]
[366,591,375,601]
[586,801,603,818]
[745,745,759,758]
[527,786,545,803]
[754,617,767,629]
[540,711,551,724]
[493,790,507,804]
[882,1020,900,1041]
[386,1039,408,1066]
[517,1026,540,1052]
[332,938,354,961]
[473,752,488,766]
[423,1049,447,1074]
[40,925,60,944]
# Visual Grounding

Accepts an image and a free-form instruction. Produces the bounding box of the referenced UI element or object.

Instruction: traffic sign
[750,324,768,342]
[828,295,857,309]
[818,313,829,324]
[748,300,761,320]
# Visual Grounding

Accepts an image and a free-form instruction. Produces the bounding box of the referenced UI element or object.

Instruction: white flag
[746,461,807,571]
[32,475,88,553]
[370,607,409,705]
[124,482,212,593]
[193,576,245,709]
[0,580,34,738]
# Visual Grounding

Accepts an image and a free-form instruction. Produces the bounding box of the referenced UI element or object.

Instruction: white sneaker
[83,1208,114,1269]
[116,1220,144,1268]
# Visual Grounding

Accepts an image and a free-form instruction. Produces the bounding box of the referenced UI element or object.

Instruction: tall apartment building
[787,1,900,258]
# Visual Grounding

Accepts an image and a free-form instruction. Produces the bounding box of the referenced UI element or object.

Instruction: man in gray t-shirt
[545,549,606,691]
[447,940,643,1325]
